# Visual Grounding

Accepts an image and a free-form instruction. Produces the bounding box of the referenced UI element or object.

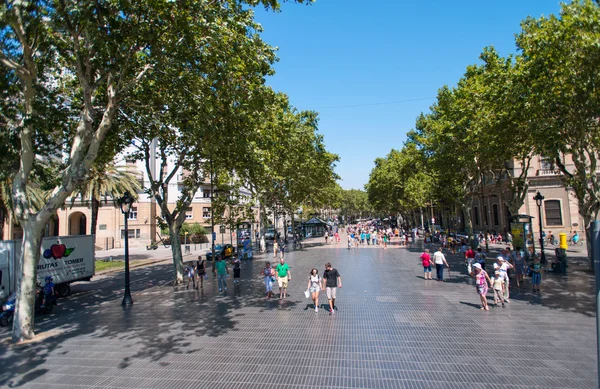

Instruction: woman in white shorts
[307,268,321,313]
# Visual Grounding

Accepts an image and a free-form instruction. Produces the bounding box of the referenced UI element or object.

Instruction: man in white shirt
[494,256,514,303]
[433,247,450,282]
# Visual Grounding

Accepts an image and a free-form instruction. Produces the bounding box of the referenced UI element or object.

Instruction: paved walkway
[0,237,597,388]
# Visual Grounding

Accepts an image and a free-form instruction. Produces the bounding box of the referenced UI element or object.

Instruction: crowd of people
[180,222,557,315]
[344,223,419,249]
[420,241,545,311]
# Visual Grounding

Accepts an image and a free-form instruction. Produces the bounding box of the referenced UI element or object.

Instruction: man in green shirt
[276,257,291,299]
[215,256,228,292]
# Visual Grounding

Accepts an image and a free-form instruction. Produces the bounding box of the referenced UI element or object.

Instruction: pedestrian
[433,247,449,282]
[185,261,196,289]
[196,257,206,289]
[273,239,278,258]
[215,255,228,292]
[276,257,291,299]
[513,247,526,288]
[464,246,475,265]
[354,235,359,249]
[347,234,352,249]
[280,241,286,259]
[322,262,342,314]
[260,235,266,253]
[469,263,491,311]
[420,248,433,280]
[494,256,513,303]
[383,233,388,249]
[260,261,274,298]
[232,256,241,284]
[334,231,339,243]
[366,231,371,245]
[531,255,542,293]
[307,268,321,312]
[474,247,486,271]
[491,271,505,307]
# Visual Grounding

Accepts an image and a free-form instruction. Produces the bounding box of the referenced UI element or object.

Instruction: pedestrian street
[0,237,597,389]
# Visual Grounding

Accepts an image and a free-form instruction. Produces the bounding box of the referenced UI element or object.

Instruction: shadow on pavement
[0,258,294,387]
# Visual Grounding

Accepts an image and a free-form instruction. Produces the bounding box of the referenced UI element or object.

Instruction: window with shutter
[544,200,562,226]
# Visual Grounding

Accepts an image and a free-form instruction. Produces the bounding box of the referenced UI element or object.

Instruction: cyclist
[546,231,556,245]
[570,231,580,245]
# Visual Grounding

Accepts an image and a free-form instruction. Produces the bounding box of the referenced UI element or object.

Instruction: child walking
[491,271,505,307]
[531,255,542,293]
[185,262,195,289]
[232,256,241,284]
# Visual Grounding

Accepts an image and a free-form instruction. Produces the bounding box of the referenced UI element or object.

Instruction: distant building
[1,140,259,249]
[430,154,594,238]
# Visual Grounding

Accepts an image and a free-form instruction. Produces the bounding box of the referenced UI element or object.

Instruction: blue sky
[253,0,563,190]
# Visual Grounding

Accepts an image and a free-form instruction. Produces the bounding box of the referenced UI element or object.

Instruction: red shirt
[465,249,475,259]
[420,252,431,267]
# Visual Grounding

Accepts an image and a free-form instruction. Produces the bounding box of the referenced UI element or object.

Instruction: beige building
[1,142,259,249]
[432,154,593,238]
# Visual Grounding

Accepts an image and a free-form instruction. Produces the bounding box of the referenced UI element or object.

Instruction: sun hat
[473,263,482,269]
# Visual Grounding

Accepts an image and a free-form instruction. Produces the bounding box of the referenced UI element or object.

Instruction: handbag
[304,290,310,299]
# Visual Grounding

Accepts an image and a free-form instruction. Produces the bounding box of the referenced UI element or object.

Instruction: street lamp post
[118,191,135,306]
[534,191,546,264]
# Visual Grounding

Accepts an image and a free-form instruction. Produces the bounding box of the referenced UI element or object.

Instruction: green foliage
[517,0,600,224]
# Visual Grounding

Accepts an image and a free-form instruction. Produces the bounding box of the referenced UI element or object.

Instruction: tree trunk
[12,220,44,342]
[90,196,100,245]
[169,225,184,284]
[461,203,474,247]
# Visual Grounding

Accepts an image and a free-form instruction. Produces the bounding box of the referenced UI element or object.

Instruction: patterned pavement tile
[0,237,597,388]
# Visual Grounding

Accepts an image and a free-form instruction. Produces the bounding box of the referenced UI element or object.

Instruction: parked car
[205,244,235,261]
[264,229,275,240]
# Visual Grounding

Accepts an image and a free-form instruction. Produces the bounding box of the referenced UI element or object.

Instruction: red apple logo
[51,243,66,259]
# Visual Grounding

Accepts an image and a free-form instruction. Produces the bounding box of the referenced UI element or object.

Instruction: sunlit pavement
[0,236,597,388]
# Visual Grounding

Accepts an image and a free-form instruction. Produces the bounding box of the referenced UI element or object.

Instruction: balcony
[537,169,559,176]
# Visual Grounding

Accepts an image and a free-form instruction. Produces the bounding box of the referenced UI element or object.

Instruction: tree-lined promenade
[0,0,344,342]
[367,1,600,262]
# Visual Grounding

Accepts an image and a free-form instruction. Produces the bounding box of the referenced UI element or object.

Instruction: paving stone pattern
[0,237,597,388]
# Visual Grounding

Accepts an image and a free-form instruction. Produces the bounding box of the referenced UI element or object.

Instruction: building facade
[430,154,593,238]
[1,141,259,249]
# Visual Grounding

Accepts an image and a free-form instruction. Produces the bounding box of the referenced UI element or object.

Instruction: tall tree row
[367,0,600,258]
[368,0,600,256]
[0,0,327,342]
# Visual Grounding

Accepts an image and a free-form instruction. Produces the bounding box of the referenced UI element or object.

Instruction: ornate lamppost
[118,191,135,306]
[533,191,546,264]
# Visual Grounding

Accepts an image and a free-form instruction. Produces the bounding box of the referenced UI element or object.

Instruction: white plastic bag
[304,290,310,299]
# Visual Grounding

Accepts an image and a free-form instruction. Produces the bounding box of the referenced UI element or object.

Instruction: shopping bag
[304,290,310,299]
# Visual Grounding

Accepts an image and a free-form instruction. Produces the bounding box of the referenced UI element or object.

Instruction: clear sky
[253,0,563,190]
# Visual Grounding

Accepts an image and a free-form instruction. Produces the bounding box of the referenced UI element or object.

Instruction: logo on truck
[43,242,75,260]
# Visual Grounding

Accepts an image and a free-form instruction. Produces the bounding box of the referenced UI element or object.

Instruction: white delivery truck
[0,235,95,302]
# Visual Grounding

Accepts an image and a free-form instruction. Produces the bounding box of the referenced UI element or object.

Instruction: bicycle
[545,237,558,246]
[568,238,584,247]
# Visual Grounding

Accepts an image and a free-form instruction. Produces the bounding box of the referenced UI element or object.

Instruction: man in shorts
[322,262,342,314]
[276,257,291,299]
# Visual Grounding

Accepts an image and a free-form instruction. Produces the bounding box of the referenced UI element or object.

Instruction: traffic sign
[212,232,216,241]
